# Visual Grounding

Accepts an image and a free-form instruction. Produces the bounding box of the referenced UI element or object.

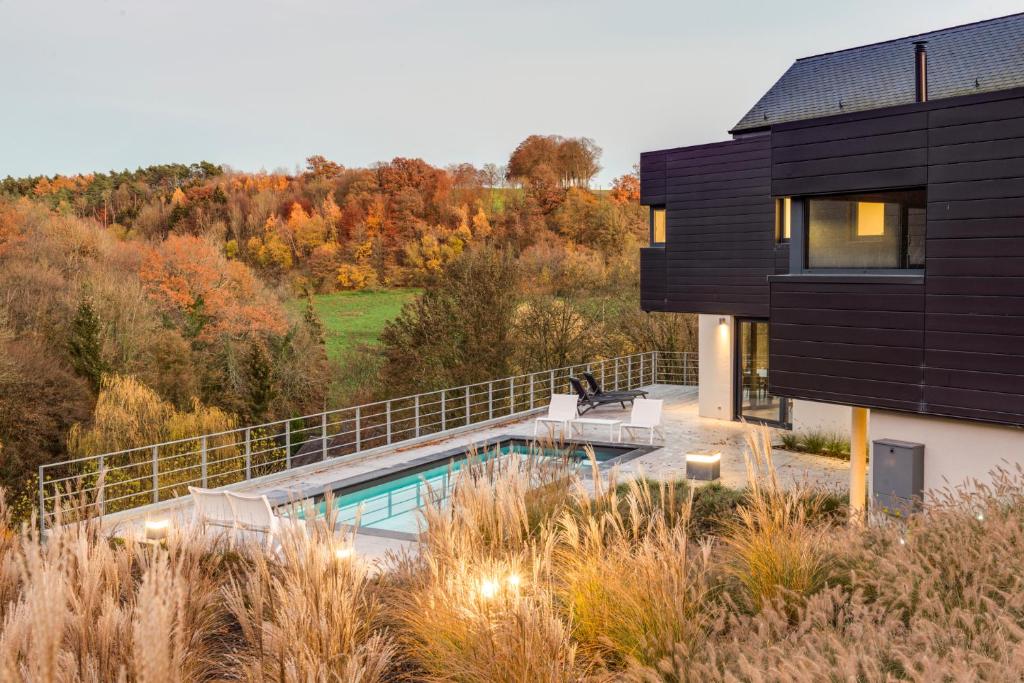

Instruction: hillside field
[290,289,419,361]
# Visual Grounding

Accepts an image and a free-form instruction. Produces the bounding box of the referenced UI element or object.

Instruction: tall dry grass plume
[5,427,1024,680]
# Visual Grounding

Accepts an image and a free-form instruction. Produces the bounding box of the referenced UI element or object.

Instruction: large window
[806,190,925,270]
[650,206,666,246]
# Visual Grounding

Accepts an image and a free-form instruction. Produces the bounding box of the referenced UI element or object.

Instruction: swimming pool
[287,436,651,537]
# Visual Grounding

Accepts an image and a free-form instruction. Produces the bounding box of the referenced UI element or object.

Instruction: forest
[0,135,695,519]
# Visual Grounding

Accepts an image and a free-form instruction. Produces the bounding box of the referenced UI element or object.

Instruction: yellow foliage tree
[471,205,491,239]
[336,263,378,290]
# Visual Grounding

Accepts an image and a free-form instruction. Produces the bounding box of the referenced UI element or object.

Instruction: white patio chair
[225,491,302,548]
[534,394,578,438]
[618,398,665,445]
[188,486,235,528]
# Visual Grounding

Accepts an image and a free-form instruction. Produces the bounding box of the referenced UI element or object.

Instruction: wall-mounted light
[718,317,727,326]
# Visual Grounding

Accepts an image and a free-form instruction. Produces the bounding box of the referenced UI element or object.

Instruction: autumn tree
[305,155,344,179]
[507,135,602,188]
[610,171,641,204]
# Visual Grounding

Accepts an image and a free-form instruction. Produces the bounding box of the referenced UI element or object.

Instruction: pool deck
[104,385,849,561]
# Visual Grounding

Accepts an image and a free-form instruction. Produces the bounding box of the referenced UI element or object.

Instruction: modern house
[640,13,1024,508]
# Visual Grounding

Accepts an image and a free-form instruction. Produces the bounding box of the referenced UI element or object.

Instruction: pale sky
[1,0,1021,184]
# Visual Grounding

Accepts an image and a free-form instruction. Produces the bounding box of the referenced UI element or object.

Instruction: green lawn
[290,289,419,361]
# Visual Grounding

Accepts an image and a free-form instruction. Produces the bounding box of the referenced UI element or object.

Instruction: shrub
[778,429,851,460]
[720,429,840,613]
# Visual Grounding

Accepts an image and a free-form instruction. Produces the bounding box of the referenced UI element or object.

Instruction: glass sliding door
[735,319,788,426]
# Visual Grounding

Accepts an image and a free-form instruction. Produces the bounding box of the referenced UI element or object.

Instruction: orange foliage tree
[139,234,288,341]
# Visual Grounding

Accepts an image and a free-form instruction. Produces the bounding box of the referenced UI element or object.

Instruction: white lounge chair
[618,398,664,445]
[225,491,302,548]
[534,394,578,438]
[188,486,235,528]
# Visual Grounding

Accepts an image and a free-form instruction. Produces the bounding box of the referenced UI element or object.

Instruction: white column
[697,314,734,421]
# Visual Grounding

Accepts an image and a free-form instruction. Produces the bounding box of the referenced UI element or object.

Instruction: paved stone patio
[106,384,849,560]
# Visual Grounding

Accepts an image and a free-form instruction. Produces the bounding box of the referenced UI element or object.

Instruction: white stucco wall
[698,314,734,421]
[792,399,851,436]
[870,410,1024,494]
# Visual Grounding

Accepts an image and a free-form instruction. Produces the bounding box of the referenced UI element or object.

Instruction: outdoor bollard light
[479,578,500,600]
[685,450,721,481]
[335,547,354,561]
[144,519,170,542]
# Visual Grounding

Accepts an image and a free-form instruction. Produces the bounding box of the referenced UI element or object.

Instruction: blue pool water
[303,439,633,535]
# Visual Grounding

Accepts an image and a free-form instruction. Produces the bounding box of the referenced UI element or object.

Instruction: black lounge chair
[569,377,637,414]
[583,372,649,401]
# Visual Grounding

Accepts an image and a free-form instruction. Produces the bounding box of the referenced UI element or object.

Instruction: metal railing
[39,350,697,528]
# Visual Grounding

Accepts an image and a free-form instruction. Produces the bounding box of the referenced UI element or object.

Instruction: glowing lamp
[334,547,354,561]
[686,450,721,481]
[144,519,170,541]
[479,578,500,600]
[506,573,521,588]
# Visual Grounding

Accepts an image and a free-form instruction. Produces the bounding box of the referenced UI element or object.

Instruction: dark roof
[731,13,1024,133]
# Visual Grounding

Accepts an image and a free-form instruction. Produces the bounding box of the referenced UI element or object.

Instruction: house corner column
[697,314,735,421]
[849,406,869,524]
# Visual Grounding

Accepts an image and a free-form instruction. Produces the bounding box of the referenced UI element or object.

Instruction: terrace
[40,351,849,559]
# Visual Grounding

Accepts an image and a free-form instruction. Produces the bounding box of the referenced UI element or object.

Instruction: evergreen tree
[302,295,325,346]
[246,340,275,420]
[68,297,106,391]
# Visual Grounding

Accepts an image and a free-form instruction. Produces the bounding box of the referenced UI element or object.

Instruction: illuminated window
[856,202,885,237]
[650,206,666,245]
[775,197,791,242]
[806,190,925,269]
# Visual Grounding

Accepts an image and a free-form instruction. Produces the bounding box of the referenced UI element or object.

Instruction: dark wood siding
[657,136,777,317]
[640,150,667,206]
[771,108,928,197]
[769,277,925,411]
[924,94,1024,425]
[766,87,1024,427]
[640,248,666,311]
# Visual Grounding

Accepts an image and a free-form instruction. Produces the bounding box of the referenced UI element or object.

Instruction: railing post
[200,436,208,488]
[285,420,292,469]
[465,386,471,426]
[488,382,494,420]
[652,350,658,384]
[355,406,362,452]
[415,395,421,437]
[386,400,392,445]
[38,467,45,537]
[627,355,633,389]
[509,377,515,414]
[549,369,555,395]
[152,445,159,504]
[321,413,328,461]
[244,427,252,480]
[441,392,447,431]
[98,455,105,516]
[639,354,644,388]
[601,362,606,390]
[529,374,535,409]
[614,358,620,391]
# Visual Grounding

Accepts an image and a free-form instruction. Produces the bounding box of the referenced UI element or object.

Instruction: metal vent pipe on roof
[914,41,928,102]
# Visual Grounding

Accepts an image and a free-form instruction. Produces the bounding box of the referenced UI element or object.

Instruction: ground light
[144,519,170,541]
[335,547,355,561]
[479,578,501,600]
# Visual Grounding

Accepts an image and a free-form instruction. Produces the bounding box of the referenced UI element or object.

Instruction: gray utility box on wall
[872,439,925,516]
